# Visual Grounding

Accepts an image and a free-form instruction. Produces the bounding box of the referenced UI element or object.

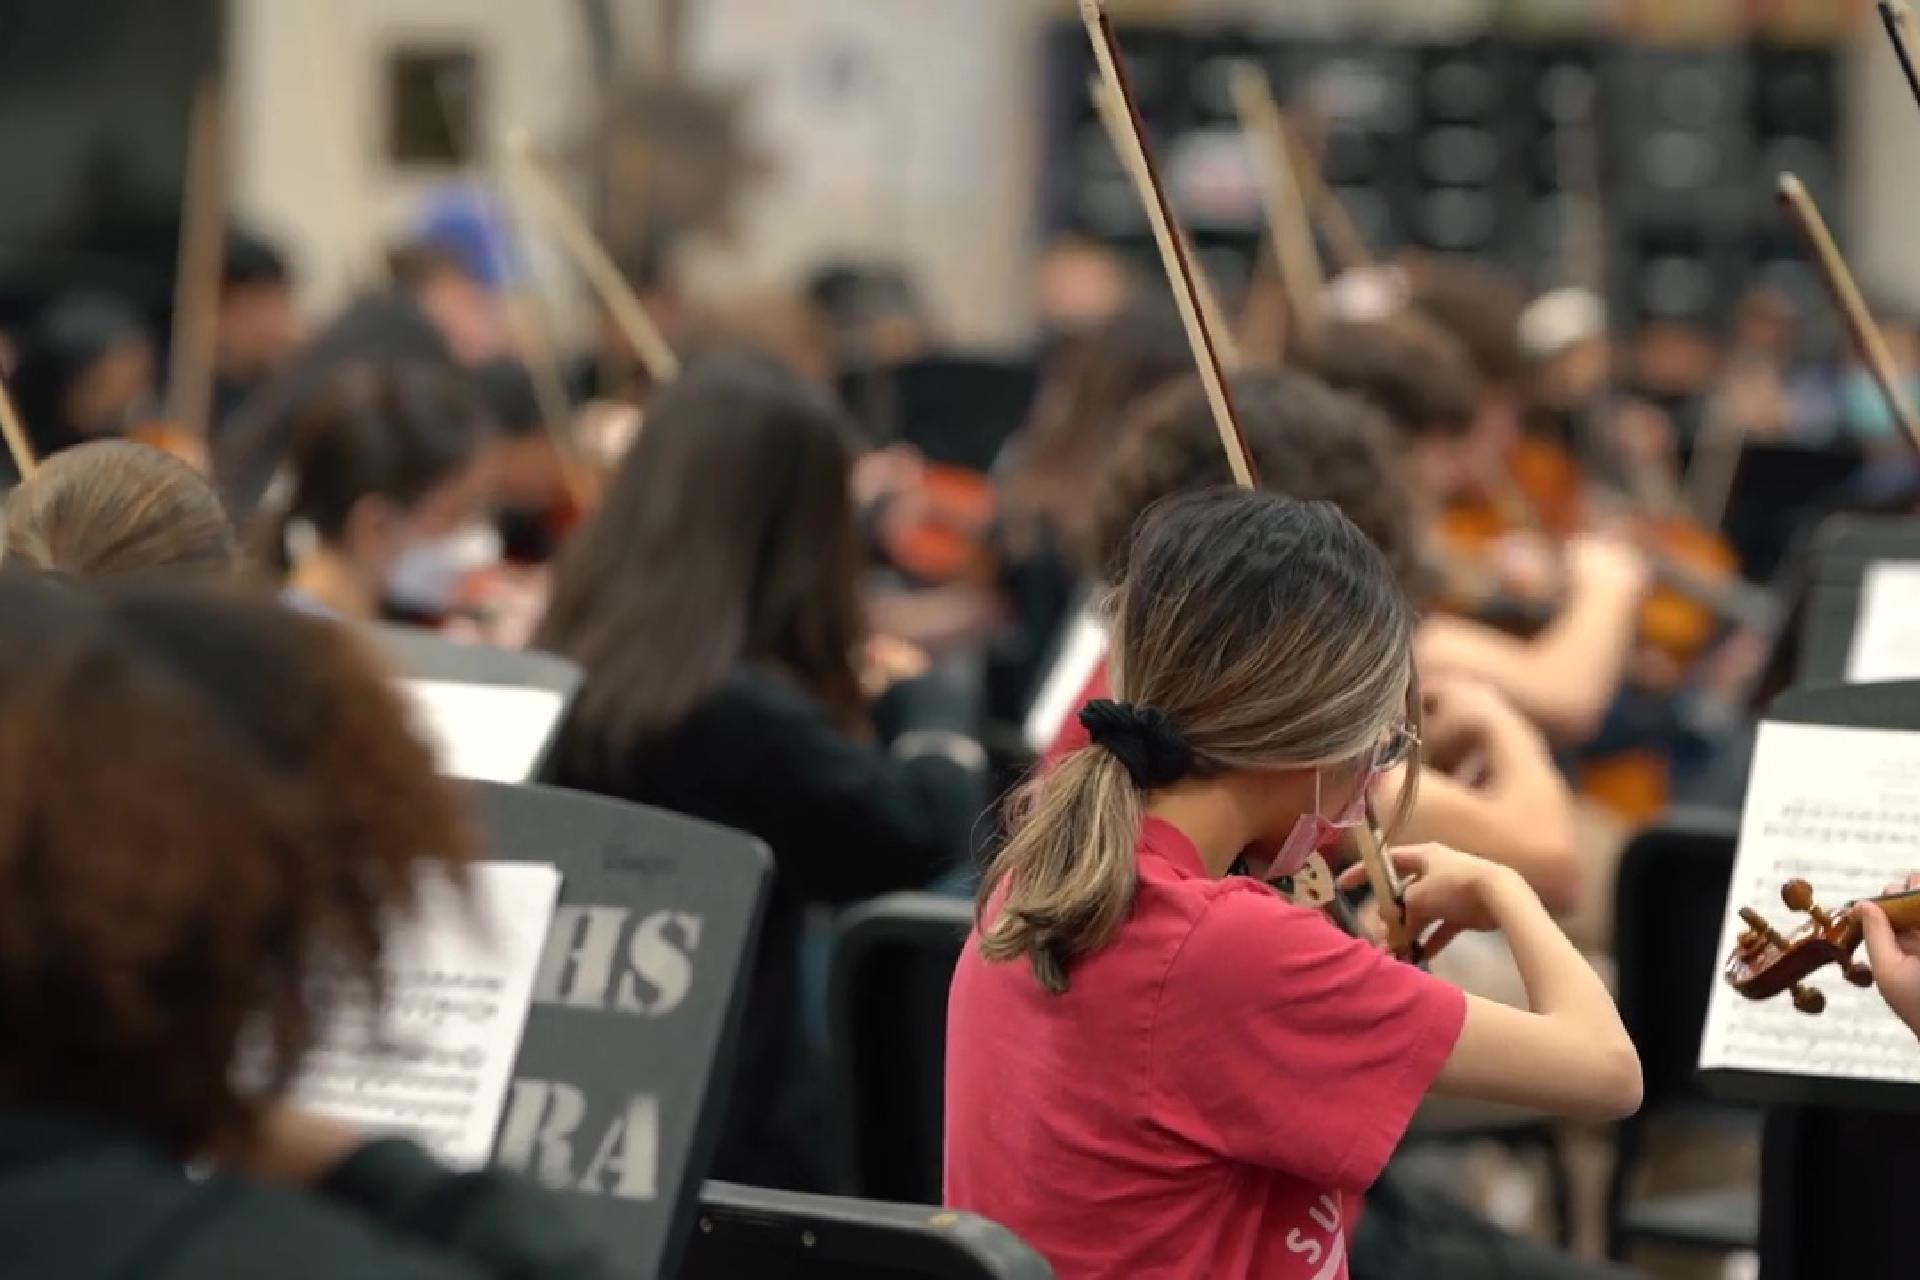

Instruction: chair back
[829,892,973,1203]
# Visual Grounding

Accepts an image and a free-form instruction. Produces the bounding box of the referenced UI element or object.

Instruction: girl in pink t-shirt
[945,490,1640,1280]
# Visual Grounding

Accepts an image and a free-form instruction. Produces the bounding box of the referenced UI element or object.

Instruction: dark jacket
[0,1109,611,1279]
[549,664,983,1192]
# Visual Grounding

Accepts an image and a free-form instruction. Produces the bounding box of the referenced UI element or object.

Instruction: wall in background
[227,0,596,312]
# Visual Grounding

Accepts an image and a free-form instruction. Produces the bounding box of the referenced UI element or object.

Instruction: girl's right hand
[1343,842,1518,957]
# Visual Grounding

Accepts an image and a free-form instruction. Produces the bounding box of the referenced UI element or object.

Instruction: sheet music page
[403,679,565,783]
[1699,722,1920,1084]
[287,862,561,1166]
[1845,561,1920,683]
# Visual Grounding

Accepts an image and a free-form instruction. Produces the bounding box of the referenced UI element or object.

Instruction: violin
[875,463,999,587]
[1724,878,1920,1014]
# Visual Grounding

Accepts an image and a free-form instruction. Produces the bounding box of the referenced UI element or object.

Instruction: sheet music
[1699,722,1920,1084]
[1845,561,1920,683]
[1023,604,1108,754]
[287,862,561,1166]
[403,679,565,783]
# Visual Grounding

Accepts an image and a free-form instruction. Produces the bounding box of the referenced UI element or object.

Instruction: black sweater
[549,665,983,1191]
[0,1111,610,1279]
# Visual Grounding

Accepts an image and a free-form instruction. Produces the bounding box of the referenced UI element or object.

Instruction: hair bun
[1077,699,1195,790]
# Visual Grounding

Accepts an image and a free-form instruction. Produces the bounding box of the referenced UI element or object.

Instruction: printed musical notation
[1700,722,1920,1086]
[1845,561,1920,684]
[286,862,561,1165]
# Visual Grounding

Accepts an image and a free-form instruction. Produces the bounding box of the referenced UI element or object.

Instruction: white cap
[1518,286,1608,361]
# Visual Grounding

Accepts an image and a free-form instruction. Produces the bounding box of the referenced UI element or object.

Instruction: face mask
[1269,766,1373,880]
[385,521,502,614]
[1841,369,1906,440]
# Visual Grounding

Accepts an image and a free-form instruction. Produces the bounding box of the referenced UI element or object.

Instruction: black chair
[369,624,582,782]
[1605,807,1760,1261]
[828,893,973,1203]
[680,1181,1053,1279]
[472,781,771,1280]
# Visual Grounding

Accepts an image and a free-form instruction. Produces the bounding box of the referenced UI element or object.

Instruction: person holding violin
[946,489,1640,1280]
[262,361,500,626]
[211,229,307,435]
[1303,314,1654,746]
[537,350,986,1194]
[1040,367,1581,910]
[1862,873,1920,1041]
[2,292,160,486]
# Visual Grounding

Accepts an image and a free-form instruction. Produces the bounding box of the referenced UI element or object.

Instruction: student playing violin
[945,489,1640,1280]
[1049,368,1581,911]
[3,440,239,580]
[1301,313,1652,746]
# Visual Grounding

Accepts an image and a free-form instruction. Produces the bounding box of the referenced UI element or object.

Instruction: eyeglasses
[1368,722,1420,774]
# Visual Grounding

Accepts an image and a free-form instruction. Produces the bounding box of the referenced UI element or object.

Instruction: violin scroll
[1724,880,1881,1014]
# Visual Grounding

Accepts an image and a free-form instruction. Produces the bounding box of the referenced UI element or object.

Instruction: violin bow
[0,374,37,481]
[1080,0,1414,957]
[1881,2,1920,115]
[1228,63,1325,342]
[1087,77,1243,371]
[1281,112,1372,276]
[166,79,226,450]
[1776,173,1920,458]
[503,134,681,387]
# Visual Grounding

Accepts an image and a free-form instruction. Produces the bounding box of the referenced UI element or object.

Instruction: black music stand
[1688,684,1920,1280]
[369,624,581,782]
[1794,514,1920,686]
[471,781,770,1280]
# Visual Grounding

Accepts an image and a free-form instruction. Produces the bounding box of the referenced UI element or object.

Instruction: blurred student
[946,490,1639,1280]
[0,575,608,1279]
[213,229,308,431]
[263,362,498,624]
[538,352,985,1192]
[4,292,159,484]
[3,440,238,579]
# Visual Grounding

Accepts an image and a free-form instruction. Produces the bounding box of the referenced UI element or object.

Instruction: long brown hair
[3,440,238,578]
[978,490,1418,994]
[0,575,473,1154]
[537,351,868,771]
[999,297,1195,554]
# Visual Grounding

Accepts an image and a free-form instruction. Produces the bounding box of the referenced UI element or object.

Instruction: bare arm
[1431,865,1641,1121]
[1375,680,1579,912]
[1416,536,1648,744]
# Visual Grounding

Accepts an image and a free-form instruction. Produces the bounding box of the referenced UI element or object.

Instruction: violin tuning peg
[1791,983,1827,1015]
[1782,879,1815,912]
[1845,960,1875,988]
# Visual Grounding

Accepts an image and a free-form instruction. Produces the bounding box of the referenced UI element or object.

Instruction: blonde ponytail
[978,747,1144,995]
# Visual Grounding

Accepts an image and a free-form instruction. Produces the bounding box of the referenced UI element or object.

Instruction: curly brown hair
[3,440,239,578]
[1405,257,1530,389]
[0,574,475,1155]
[1295,314,1478,442]
[1085,369,1419,592]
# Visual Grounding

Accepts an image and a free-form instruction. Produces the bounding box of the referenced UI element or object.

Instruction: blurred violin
[875,463,999,587]
[1725,878,1920,1014]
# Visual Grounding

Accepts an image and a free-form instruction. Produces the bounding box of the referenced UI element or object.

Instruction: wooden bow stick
[1776,173,1920,456]
[1087,77,1243,371]
[503,133,681,386]
[1282,117,1371,276]
[1228,62,1325,341]
[0,375,37,481]
[165,80,226,454]
[1079,0,1414,957]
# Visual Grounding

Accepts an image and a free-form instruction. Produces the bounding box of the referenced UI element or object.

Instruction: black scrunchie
[1078,699,1195,790]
